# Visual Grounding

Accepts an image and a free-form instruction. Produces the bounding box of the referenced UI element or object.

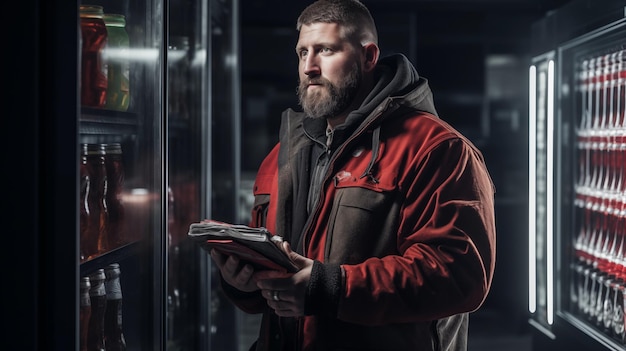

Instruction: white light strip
[546,59,555,325]
[528,64,537,314]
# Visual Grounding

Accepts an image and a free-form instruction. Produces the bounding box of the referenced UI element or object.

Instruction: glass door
[557,22,626,349]
[167,0,244,349]
[78,0,166,348]
[166,0,213,348]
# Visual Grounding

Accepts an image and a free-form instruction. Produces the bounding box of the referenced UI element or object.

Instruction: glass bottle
[104,264,127,351]
[80,5,108,108]
[103,14,130,111]
[80,148,91,262]
[80,277,92,351]
[104,143,125,249]
[84,144,109,258]
[614,203,626,343]
[88,269,107,351]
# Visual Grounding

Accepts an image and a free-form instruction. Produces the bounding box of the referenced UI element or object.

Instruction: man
[211,0,496,350]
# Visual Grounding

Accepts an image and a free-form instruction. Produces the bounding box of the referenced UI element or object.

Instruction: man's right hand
[210,249,259,292]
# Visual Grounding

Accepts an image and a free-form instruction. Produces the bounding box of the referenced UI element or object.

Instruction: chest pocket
[325,185,400,265]
[252,173,273,228]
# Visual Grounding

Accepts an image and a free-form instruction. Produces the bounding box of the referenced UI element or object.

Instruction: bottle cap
[105,143,123,154]
[79,5,104,18]
[80,276,91,289]
[103,13,126,26]
[82,143,106,155]
[105,263,121,276]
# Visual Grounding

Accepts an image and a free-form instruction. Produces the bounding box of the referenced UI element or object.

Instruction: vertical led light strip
[528,64,537,314]
[546,59,555,325]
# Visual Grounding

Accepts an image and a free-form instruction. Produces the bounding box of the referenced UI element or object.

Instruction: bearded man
[211,1,497,350]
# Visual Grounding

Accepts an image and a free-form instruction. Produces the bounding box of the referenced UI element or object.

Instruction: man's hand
[256,241,315,317]
[210,249,259,293]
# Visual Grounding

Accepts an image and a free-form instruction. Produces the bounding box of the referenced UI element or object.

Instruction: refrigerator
[10,0,244,349]
[528,1,626,350]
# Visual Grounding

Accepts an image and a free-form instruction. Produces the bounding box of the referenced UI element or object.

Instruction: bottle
[84,144,109,258]
[80,5,108,108]
[103,14,130,111]
[80,277,92,351]
[104,264,127,351]
[615,202,626,343]
[104,143,125,248]
[613,284,625,343]
[88,269,107,351]
[80,148,91,262]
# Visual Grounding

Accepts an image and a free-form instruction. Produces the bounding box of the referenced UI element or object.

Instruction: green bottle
[103,13,130,111]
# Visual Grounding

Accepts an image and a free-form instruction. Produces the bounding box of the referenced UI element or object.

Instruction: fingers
[278,241,314,270]
[260,288,304,317]
[211,248,245,276]
[210,249,226,267]
[261,288,290,302]
[211,248,304,316]
[210,249,257,292]
[281,241,292,253]
[235,264,254,286]
[222,252,242,275]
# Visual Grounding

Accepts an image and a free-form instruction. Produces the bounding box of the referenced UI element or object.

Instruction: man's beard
[297,63,362,119]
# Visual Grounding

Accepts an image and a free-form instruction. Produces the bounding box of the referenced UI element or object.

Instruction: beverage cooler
[13,0,245,349]
[528,1,626,350]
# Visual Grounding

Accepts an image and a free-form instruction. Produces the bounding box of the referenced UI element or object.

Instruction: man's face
[296,22,363,119]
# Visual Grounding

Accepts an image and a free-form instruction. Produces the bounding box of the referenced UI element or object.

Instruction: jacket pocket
[325,186,399,264]
[251,173,273,228]
[251,195,269,228]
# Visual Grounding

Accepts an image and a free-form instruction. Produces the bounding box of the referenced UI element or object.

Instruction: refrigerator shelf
[80,107,139,136]
[80,240,140,276]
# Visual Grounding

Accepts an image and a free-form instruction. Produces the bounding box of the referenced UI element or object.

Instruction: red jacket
[223,54,496,351]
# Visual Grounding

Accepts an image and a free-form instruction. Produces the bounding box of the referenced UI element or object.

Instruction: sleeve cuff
[304,260,342,316]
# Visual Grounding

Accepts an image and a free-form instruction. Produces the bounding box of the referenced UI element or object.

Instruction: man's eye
[321,47,332,54]
[299,50,308,59]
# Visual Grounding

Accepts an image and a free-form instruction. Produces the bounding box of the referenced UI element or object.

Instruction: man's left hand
[256,241,314,317]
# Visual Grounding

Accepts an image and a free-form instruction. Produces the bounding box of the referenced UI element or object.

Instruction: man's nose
[303,55,320,76]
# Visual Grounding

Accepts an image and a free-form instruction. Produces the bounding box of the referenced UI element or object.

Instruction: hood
[341,53,440,183]
[340,53,438,133]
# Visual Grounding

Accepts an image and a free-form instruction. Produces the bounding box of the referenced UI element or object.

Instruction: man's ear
[362,43,380,72]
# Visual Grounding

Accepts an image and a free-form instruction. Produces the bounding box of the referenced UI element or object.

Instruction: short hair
[296,0,378,46]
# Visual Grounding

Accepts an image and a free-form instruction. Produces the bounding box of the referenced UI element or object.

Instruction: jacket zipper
[298,99,398,254]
